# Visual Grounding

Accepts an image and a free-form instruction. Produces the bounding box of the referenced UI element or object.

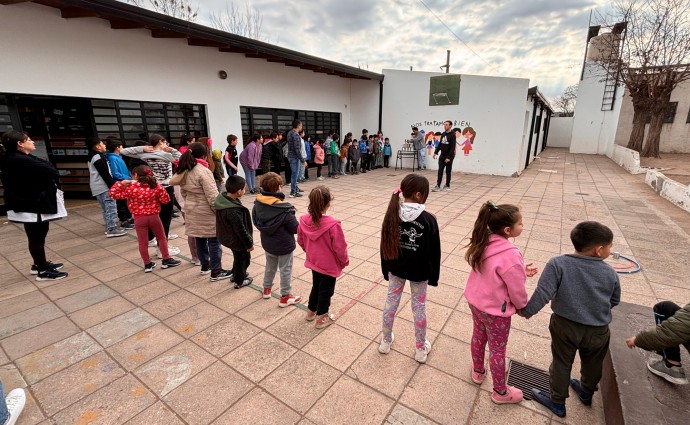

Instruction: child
[339,139,349,175]
[223,134,239,177]
[522,221,621,417]
[328,134,340,179]
[212,149,225,193]
[464,201,537,403]
[86,137,126,238]
[252,172,302,307]
[215,175,254,288]
[239,135,262,194]
[348,139,360,174]
[298,185,349,328]
[171,143,231,281]
[313,140,325,180]
[358,136,368,173]
[383,138,392,168]
[303,136,312,181]
[379,174,441,363]
[105,138,134,230]
[626,300,690,385]
[109,165,181,272]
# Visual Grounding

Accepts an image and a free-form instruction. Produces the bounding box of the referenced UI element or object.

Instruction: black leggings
[436,155,453,187]
[24,221,50,269]
[308,270,336,315]
[149,186,174,241]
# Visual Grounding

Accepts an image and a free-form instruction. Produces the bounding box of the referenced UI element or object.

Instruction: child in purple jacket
[239,134,263,194]
[297,185,349,329]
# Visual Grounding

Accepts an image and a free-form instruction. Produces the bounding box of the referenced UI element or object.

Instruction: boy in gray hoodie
[252,172,302,307]
[521,221,621,418]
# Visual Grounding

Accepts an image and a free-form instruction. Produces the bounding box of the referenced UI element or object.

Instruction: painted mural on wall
[410,119,477,157]
[429,75,460,106]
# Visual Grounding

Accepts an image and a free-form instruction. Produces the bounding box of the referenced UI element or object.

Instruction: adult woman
[170,142,232,280]
[0,131,67,280]
[121,134,181,256]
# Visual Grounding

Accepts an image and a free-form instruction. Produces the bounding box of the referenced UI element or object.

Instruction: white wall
[381,69,530,176]
[0,3,380,156]
[548,117,574,148]
[570,62,623,155]
[350,79,381,137]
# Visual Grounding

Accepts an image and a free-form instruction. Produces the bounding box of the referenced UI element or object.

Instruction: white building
[0,0,553,206]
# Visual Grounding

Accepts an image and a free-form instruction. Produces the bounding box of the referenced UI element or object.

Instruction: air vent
[506,360,550,400]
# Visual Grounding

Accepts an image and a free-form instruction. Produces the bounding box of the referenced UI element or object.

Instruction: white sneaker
[432,186,441,192]
[415,340,432,363]
[167,234,179,240]
[157,246,181,258]
[317,176,325,181]
[379,332,394,354]
[148,238,157,247]
[4,388,26,425]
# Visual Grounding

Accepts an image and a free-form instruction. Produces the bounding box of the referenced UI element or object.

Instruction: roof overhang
[528,86,554,113]
[1,0,384,81]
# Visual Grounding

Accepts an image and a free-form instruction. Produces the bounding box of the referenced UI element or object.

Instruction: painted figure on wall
[425,132,436,156]
[459,127,476,156]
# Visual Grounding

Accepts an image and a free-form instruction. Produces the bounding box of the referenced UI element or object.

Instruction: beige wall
[614,80,690,153]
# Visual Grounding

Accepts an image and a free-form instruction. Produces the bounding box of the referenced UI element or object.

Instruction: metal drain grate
[506,360,550,400]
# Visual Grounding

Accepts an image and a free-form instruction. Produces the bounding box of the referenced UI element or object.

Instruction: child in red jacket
[110,165,181,272]
[297,185,349,328]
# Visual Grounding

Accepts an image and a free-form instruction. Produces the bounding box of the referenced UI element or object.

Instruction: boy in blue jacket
[105,138,134,229]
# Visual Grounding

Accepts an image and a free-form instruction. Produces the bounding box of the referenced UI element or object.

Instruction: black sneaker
[161,258,182,269]
[200,264,211,275]
[36,269,68,281]
[210,269,233,281]
[297,188,304,193]
[121,220,135,230]
[144,262,156,273]
[30,261,64,275]
[531,389,566,417]
[233,276,253,289]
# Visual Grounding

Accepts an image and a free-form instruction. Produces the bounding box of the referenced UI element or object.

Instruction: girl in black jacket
[0,131,68,280]
[379,174,441,363]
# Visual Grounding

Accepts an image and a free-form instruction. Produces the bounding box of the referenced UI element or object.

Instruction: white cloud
[158,0,616,98]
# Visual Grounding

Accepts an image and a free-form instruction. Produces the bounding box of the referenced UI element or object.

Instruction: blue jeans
[0,380,8,424]
[288,157,300,194]
[418,148,426,169]
[96,191,118,230]
[242,165,256,190]
[196,237,222,271]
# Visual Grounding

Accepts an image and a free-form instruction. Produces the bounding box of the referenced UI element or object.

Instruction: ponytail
[133,165,157,189]
[381,174,430,261]
[381,191,402,261]
[175,142,207,174]
[307,185,332,227]
[465,201,521,271]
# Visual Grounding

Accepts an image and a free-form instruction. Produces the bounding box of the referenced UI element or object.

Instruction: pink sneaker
[471,368,486,384]
[491,385,523,404]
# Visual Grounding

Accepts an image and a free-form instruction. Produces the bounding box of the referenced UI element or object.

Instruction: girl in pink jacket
[463,201,537,405]
[297,185,349,329]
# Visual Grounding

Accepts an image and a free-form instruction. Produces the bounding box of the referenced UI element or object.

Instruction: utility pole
[440,50,450,73]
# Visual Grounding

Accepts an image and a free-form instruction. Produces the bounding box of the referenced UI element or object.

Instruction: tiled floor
[1,147,689,424]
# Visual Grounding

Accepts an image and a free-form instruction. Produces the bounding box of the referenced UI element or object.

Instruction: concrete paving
[1,147,689,425]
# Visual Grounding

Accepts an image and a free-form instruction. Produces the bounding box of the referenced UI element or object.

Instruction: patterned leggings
[382,273,428,349]
[469,303,512,393]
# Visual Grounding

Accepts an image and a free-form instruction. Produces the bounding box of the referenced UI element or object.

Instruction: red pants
[134,214,168,264]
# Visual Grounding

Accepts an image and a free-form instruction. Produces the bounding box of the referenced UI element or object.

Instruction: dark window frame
[645,101,678,124]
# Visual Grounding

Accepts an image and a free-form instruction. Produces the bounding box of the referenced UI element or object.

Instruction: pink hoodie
[463,234,528,317]
[297,214,349,277]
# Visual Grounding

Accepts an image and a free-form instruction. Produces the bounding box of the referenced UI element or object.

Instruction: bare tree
[554,84,578,116]
[127,0,198,22]
[209,3,267,41]
[595,0,690,157]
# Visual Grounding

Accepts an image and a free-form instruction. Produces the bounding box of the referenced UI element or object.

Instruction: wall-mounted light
[218,70,228,80]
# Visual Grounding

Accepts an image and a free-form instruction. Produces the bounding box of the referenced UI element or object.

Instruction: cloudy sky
[149,0,617,100]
